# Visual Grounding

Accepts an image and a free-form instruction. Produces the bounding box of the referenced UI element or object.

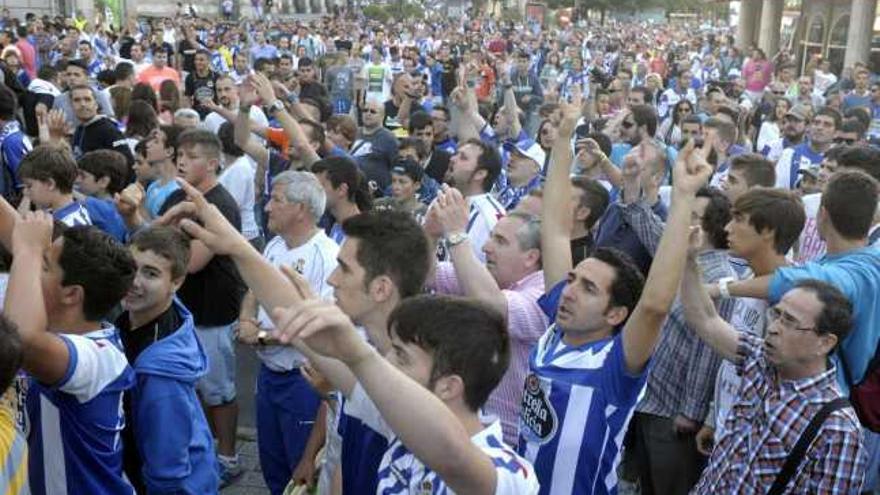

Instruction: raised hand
[250,72,277,104]
[11,211,53,256]
[271,299,370,366]
[673,136,713,197]
[434,186,469,237]
[175,178,252,256]
[47,108,69,139]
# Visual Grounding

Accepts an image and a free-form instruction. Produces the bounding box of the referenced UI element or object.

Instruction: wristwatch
[267,100,285,115]
[717,277,735,299]
[446,231,469,247]
[257,329,269,346]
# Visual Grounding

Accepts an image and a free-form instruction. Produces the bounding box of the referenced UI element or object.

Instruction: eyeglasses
[767,306,817,333]
[621,120,635,129]
[834,137,857,145]
[772,90,786,96]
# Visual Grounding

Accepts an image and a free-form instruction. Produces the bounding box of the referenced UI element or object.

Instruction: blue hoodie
[128,299,219,494]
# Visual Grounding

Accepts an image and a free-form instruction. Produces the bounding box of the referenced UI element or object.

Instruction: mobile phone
[575,124,590,139]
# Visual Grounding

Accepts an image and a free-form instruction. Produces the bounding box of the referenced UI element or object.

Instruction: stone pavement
[221,428,270,495]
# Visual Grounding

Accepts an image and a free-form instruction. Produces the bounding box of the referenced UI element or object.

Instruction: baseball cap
[504,139,546,169]
[391,159,424,183]
[786,104,811,122]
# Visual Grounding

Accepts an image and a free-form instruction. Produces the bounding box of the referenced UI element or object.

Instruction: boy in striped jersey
[524,98,714,495]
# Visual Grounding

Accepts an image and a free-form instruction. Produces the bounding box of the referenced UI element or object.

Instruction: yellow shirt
[0,387,28,494]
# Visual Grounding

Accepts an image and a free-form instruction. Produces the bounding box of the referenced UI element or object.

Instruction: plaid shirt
[636,249,736,422]
[693,333,866,494]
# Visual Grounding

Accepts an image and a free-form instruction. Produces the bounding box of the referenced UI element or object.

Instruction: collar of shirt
[507,269,544,292]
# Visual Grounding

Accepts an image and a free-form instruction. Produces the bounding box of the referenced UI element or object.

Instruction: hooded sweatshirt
[120,299,219,494]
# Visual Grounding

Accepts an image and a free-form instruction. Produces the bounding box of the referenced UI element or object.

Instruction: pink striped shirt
[432,263,548,445]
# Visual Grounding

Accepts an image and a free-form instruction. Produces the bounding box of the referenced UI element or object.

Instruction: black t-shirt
[571,234,594,267]
[424,149,451,183]
[185,71,218,119]
[116,303,181,495]
[382,99,424,132]
[158,184,245,326]
[73,116,135,171]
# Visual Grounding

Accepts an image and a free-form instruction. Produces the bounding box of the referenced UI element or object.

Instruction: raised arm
[4,212,70,384]
[681,245,740,361]
[432,187,507,318]
[272,300,499,495]
[541,98,578,288]
[621,139,713,374]
[251,73,320,169]
[235,81,270,168]
[175,179,356,394]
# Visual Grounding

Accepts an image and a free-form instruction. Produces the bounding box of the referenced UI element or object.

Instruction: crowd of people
[0,5,877,495]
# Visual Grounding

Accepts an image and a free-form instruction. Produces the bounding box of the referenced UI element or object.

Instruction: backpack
[839,345,880,432]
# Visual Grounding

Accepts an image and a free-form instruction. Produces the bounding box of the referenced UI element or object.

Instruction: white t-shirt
[796,192,826,264]
[362,62,393,102]
[256,231,339,371]
[218,155,259,240]
[346,384,540,495]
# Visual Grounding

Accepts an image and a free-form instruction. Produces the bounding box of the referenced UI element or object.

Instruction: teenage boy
[19,145,126,242]
[150,185,540,492]
[116,226,218,494]
[0,208,137,494]
[75,149,129,200]
[156,129,246,485]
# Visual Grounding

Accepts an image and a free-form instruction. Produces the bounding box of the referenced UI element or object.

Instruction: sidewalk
[222,428,270,494]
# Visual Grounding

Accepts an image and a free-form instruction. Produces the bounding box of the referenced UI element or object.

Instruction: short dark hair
[821,169,879,240]
[696,186,731,249]
[734,188,805,254]
[704,116,737,145]
[432,105,450,121]
[816,106,843,130]
[129,226,192,280]
[177,128,222,161]
[299,119,325,146]
[630,86,652,103]
[571,176,609,230]
[398,137,428,161]
[254,57,274,72]
[0,84,16,120]
[0,314,22,394]
[408,111,432,132]
[730,153,776,187]
[217,122,244,158]
[388,295,508,411]
[19,145,78,193]
[114,62,134,82]
[59,226,136,321]
[77,150,129,195]
[629,104,658,137]
[589,247,645,327]
[792,279,853,349]
[326,114,357,144]
[462,138,502,192]
[837,145,880,182]
[311,156,373,211]
[840,117,866,138]
[342,210,431,298]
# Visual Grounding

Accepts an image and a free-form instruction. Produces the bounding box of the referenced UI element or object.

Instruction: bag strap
[766,397,851,495]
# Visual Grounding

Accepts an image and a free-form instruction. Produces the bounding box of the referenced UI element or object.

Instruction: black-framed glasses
[767,306,818,333]
[772,90,786,95]
[834,137,857,145]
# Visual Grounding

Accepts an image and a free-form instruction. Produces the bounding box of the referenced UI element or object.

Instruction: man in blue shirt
[0,205,137,495]
[775,107,840,189]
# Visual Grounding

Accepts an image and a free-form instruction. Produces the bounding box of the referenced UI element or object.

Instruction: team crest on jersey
[520,373,558,444]
[416,478,434,495]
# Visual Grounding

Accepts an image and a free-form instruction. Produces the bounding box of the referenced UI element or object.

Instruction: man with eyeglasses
[350,99,399,192]
[710,169,880,491]
[681,271,865,493]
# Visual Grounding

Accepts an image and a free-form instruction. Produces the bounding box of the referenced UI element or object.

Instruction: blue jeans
[256,365,321,495]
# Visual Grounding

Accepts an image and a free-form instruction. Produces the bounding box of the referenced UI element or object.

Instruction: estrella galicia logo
[520,373,558,444]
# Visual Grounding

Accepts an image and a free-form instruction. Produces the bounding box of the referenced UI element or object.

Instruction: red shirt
[15,39,36,79]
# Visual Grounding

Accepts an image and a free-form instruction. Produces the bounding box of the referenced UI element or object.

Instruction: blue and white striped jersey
[27,326,135,495]
[518,327,647,495]
[346,384,540,495]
